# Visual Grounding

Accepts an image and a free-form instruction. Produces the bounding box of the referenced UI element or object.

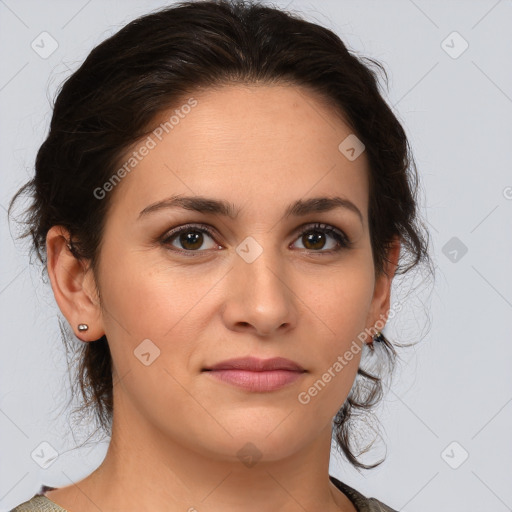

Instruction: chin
[203,421,311,462]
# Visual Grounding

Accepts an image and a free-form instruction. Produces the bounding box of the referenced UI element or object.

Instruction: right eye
[161,223,222,254]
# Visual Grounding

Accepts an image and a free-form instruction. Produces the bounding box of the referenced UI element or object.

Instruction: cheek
[96,252,215,425]
[279,259,375,421]
[298,256,375,341]
[96,247,227,380]
[99,245,211,332]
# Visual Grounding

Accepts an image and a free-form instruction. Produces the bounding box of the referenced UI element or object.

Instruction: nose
[221,246,298,338]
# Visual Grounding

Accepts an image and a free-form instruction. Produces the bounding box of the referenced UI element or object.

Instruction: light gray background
[1,1,511,511]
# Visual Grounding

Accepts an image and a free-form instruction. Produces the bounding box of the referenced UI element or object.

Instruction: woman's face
[82,84,397,461]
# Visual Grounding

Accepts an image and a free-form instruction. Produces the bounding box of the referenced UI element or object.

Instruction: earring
[78,323,89,332]
[373,331,385,343]
[368,330,385,351]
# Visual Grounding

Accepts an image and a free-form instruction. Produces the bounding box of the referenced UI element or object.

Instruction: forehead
[108,83,369,222]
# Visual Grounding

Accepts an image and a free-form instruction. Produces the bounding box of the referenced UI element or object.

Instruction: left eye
[291,223,349,252]
[161,223,350,254]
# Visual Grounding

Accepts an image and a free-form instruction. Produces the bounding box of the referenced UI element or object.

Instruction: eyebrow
[138,195,363,224]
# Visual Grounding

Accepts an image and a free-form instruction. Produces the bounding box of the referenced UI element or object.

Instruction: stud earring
[77,323,89,332]
[368,330,386,351]
[373,330,385,343]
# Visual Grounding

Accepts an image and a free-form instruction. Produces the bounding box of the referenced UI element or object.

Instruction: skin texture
[45,84,400,512]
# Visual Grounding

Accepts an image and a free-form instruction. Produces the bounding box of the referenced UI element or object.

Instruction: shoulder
[329,475,398,512]
[10,486,68,512]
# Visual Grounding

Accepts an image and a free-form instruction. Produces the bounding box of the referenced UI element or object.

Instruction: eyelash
[160,222,352,257]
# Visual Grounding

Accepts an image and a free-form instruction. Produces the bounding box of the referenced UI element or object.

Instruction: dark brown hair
[9,0,432,471]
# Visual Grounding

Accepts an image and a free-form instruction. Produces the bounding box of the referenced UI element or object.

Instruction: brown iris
[179,230,204,250]
[301,230,327,250]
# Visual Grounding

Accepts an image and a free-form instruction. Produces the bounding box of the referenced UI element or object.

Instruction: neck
[72,389,355,512]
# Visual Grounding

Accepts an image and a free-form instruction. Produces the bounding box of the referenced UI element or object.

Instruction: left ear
[365,236,401,336]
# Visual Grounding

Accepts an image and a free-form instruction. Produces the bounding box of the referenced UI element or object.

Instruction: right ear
[46,226,105,342]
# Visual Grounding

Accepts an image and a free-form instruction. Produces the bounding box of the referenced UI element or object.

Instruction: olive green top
[10,477,397,512]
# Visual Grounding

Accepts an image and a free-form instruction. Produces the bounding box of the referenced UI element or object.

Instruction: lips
[202,357,306,392]
[203,356,305,372]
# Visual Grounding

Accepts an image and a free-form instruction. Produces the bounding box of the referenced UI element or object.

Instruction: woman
[9,1,431,510]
